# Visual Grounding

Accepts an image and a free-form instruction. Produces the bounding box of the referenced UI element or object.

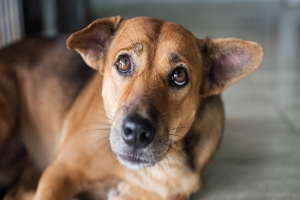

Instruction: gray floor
[90,2,300,200]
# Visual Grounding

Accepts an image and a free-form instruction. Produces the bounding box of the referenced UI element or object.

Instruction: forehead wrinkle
[117,24,138,46]
[122,18,163,46]
[139,19,164,42]
[135,20,164,72]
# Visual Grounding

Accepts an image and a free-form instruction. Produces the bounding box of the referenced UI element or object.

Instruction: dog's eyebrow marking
[134,42,143,54]
[169,52,180,63]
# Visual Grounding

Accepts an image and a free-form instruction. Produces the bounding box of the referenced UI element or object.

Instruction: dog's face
[101,18,202,170]
[67,16,264,170]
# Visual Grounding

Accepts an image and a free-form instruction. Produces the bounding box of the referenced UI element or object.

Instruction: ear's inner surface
[212,48,249,84]
[199,38,264,97]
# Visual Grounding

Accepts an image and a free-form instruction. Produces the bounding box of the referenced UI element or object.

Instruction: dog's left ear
[199,38,264,96]
[67,16,122,70]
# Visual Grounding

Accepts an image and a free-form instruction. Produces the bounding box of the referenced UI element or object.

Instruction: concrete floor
[90,2,300,200]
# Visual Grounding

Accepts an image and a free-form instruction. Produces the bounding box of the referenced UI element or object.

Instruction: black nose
[121,116,156,149]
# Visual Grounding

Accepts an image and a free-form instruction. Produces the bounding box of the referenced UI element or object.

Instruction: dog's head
[67,16,263,170]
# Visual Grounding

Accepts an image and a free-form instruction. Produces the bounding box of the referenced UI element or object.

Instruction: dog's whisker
[168,126,189,132]
[73,118,111,132]
[173,139,208,154]
[94,134,109,140]
[78,103,114,118]
[92,139,110,150]
[89,135,109,149]
[88,139,111,162]
[77,121,112,127]
[92,138,111,153]
[87,112,113,122]
[77,128,110,138]
[74,132,109,143]
[164,148,187,174]
[165,156,172,171]
[91,136,110,147]
[68,125,110,143]
[170,144,188,160]
[87,111,112,119]
[77,125,111,130]
[167,150,179,169]
[156,162,167,177]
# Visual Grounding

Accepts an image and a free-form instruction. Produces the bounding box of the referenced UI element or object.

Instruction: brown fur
[0,16,264,200]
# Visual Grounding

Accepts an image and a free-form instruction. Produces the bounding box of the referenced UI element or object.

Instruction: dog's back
[0,36,95,113]
[0,36,95,188]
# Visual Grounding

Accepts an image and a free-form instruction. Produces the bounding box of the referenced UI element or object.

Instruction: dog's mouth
[116,153,155,171]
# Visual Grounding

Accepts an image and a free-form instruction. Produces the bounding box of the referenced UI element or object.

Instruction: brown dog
[0,16,264,200]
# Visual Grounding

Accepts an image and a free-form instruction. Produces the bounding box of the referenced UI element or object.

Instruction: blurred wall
[0,0,23,48]
[90,0,280,4]
[22,0,88,36]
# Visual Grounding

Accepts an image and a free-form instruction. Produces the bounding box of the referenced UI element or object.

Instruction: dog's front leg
[108,182,160,200]
[33,162,84,200]
[108,182,188,200]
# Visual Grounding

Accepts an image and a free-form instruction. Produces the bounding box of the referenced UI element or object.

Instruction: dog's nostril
[124,127,133,136]
[139,130,149,142]
[121,116,156,149]
[122,123,135,142]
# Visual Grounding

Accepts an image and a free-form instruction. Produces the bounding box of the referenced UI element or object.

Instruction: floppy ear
[67,16,122,70]
[199,38,264,97]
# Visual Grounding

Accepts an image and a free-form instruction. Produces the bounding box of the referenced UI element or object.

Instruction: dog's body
[0,16,263,200]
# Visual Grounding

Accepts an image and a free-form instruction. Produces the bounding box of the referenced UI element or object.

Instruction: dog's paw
[107,182,162,200]
[107,182,135,200]
[107,187,120,200]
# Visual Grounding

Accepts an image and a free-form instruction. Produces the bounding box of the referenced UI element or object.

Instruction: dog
[0,16,264,200]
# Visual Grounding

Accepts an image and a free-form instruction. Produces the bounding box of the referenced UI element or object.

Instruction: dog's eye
[171,67,188,87]
[116,55,132,74]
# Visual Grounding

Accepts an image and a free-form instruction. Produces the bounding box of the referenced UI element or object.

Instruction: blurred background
[1,0,300,199]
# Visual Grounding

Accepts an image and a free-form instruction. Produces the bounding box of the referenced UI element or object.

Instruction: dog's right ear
[67,16,122,70]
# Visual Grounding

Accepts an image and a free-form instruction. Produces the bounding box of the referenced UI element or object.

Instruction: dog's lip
[117,154,150,164]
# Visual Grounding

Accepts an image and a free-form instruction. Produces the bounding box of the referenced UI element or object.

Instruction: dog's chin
[116,154,155,171]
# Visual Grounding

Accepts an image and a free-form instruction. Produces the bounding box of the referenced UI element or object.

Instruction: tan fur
[0,16,264,200]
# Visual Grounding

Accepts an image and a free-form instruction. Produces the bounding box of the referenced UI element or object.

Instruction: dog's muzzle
[112,114,160,170]
[121,115,156,149]
[110,106,169,171]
